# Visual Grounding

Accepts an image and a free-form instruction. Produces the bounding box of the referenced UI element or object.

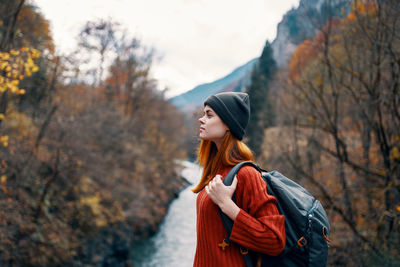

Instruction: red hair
[192,131,254,193]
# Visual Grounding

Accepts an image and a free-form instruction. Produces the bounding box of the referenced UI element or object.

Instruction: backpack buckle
[218,238,230,251]
[297,236,307,247]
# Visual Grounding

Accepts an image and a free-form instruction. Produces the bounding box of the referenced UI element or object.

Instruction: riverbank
[68,161,193,266]
[131,160,201,266]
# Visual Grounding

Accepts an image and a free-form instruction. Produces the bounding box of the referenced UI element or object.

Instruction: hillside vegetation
[0,2,187,266]
[253,1,399,265]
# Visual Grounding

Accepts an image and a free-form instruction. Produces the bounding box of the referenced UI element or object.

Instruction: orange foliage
[103,59,149,103]
[280,1,400,262]
[289,40,316,81]
[347,1,378,22]
[16,5,54,53]
[289,19,341,81]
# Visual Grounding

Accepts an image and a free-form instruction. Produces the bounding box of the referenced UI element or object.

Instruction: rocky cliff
[272,0,351,67]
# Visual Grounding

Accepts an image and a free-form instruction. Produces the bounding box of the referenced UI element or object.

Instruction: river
[131,160,202,267]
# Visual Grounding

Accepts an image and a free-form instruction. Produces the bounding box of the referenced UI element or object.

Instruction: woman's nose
[198,116,205,124]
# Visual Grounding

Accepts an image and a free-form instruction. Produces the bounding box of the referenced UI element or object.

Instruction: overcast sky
[33,0,299,98]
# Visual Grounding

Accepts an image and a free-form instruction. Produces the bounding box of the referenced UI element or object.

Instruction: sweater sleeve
[229,166,286,256]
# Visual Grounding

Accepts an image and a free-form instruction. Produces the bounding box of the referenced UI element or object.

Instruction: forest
[0,0,399,266]
[244,0,399,266]
[0,0,187,265]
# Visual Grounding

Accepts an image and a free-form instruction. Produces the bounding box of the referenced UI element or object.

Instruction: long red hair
[192,131,254,193]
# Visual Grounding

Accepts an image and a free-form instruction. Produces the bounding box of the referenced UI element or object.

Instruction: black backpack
[218,161,331,267]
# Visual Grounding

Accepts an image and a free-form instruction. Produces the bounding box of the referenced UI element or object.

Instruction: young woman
[192,92,286,267]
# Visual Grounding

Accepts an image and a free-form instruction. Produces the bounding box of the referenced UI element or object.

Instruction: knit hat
[204,92,250,140]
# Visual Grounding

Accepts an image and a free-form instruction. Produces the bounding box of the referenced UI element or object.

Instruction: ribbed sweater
[193,164,286,267]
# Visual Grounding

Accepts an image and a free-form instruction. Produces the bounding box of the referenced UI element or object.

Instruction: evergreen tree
[246,41,277,157]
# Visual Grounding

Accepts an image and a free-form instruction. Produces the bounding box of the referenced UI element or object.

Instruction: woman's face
[198,105,228,147]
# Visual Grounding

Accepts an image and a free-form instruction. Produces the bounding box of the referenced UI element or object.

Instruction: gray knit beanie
[204,92,250,140]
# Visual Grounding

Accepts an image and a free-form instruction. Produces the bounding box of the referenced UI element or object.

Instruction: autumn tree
[270,0,400,265]
[105,35,154,114]
[0,5,187,267]
[77,19,119,86]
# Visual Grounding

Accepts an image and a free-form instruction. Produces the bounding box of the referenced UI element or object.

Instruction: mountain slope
[169,0,351,112]
[169,58,257,113]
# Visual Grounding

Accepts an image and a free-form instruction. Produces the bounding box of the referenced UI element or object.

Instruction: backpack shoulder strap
[222,161,264,186]
[218,161,265,267]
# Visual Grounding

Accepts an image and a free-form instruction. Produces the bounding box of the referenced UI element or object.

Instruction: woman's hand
[205,174,240,220]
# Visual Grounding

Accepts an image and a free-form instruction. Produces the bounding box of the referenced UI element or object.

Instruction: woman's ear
[224,123,229,132]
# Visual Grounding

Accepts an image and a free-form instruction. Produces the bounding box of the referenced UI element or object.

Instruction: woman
[192,92,286,267]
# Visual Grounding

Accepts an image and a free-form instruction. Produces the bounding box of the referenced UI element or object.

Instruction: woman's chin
[199,134,209,141]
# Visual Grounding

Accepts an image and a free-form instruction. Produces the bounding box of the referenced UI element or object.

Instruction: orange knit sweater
[193,165,286,267]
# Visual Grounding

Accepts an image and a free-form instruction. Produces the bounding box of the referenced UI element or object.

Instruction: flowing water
[131,161,202,267]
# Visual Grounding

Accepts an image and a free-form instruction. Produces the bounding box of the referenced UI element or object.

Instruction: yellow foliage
[78,176,95,193]
[0,136,8,147]
[4,110,38,140]
[80,194,102,214]
[31,48,41,58]
[0,53,9,60]
[0,61,8,69]
[78,177,108,227]
[0,175,6,183]
[0,47,40,96]
[78,176,124,227]
[391,147,400,160]
[0,61,40,147]
[9,80,19,93]
[357,2,366,13]
[10,50,19,56]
